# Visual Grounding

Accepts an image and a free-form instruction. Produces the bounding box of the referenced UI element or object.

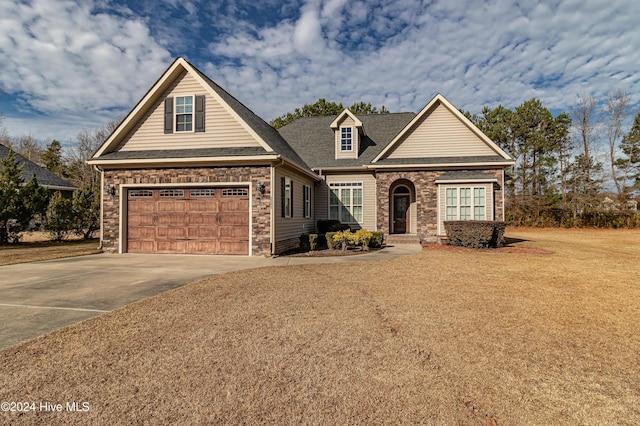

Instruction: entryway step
[386,234,421,244]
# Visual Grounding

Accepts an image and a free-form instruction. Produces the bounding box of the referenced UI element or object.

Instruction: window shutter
[290,181,294,217]
[281,177,285,218]
[195,95,205,132]
[164,97,173,134]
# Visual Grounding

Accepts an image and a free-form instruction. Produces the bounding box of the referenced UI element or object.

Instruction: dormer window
[340,127,353,151]
[175,96,193,132]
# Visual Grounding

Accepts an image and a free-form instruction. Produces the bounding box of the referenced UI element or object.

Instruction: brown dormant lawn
[0,235,101,266]
[1,228,639,424]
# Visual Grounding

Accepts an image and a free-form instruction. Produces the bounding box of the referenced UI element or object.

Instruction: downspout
[94,165,104,250]
[270,159,285,256]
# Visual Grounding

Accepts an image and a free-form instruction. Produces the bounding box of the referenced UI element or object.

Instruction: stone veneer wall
[376,169,505,243]
[102,166,271,256]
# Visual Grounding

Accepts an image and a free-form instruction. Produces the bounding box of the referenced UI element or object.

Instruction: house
[88,57,514,256]
[0,143,76,196]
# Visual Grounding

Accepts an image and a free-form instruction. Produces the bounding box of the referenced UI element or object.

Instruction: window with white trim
[445,187,486,221]
[283,177,292,218]
[340,127,352,151]
[329,182,363,223]
[175,96,193,132]
[303,185,311,218]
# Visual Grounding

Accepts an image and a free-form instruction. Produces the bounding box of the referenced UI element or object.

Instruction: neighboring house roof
[278,113,416,169]
[0,143,76,191]
[90,57,315,178]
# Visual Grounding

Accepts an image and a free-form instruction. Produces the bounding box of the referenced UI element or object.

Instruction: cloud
[0,0,171,139]
[2,0,640,144]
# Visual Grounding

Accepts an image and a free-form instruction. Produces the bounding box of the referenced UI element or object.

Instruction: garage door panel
[191,226,219,238]
[218,241,249,255]
[156,227,187,239]
[157,240,188,254]
[129,201,155,213]
[129,226,155,239]
[188,200,218,212]
[158,213,187,226]
[129,214,155,226]
[128,240,155,252]
[157,201,186,212]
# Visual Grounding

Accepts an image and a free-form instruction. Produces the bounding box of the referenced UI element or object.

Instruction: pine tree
[619,111,640,194]
[41,140,67,177]
[0,149,38,243]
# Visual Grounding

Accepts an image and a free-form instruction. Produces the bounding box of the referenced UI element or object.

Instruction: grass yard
[0,236,101,266]
[1,228,639,424]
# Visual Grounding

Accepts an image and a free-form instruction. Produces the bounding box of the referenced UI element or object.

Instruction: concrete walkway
[0,244,422,350]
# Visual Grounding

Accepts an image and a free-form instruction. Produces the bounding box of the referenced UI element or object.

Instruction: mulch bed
[281,247,383,257]
[422,243,553,254]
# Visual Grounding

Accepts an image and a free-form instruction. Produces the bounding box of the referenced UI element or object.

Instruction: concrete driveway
[0,244,421,350]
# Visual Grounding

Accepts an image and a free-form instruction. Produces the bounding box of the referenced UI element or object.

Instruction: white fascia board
[87,155,281,168]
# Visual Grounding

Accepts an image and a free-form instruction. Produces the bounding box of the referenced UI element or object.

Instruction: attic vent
[222,188,248,197]
[129,190,153,198]
[159,189,184,197]
[190,188,216,197]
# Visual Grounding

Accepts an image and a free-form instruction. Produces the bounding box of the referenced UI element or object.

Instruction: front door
[393,194,409,234]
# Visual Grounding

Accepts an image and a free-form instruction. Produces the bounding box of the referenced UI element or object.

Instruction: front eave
[367,161,515,170]
[88,155,282,169]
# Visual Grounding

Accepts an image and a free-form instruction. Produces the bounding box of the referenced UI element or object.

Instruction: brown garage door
[127,187,249,255]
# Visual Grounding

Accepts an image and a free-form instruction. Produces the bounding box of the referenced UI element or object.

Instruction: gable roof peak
[330,109,363,130]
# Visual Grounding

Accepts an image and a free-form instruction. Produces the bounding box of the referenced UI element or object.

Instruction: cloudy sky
[0,0,639,145]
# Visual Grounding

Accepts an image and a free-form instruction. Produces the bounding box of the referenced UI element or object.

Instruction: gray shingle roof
[190,63,311,171]
[277,113,416,169]
[0,144,76,190]
[435,171,499,181]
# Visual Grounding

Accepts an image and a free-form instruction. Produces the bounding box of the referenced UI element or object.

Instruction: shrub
[353,228,372,249]
[326,232,338,249]
[368,231,384,248]
[444,221,506,249]
[309,234,318,251]
[332,230,352,251]
[300,233,320,251]
[43,192,74,242]
[317,219,350,234]
[300,233,310,252]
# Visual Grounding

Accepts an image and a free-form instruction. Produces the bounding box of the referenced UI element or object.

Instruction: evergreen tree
[0,149,42,243]
[619,110,640,194]
[43,191,74,242]
[41,140,67,177]
[72,185,100,239]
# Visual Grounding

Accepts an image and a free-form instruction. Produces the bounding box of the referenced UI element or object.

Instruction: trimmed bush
[332,230,352,251]
[326,232,338,249]
[444,220,506,249]
[300,233,310,252]
[309,234,319,251]
[317,219,350,234]
[368,231,384,248]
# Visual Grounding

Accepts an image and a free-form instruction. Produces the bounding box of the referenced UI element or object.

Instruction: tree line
[466,91,640,226]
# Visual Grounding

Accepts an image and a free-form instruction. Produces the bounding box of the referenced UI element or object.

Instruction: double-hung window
[445,187,486,220]
[329,182,363,223]
[340,127,352,151]
[175,96,193,132]
[303,185,311,218]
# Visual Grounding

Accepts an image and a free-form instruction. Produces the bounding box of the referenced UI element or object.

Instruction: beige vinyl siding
[274,166,316,245]
[437,183,494,235]
[335,116,358,159]
[119,70,262,151]
[386,102,497,159]
[316,173,377,231]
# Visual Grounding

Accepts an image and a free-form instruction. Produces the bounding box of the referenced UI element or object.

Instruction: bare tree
[67,117,122,189]
[603,89,631,199]
[570,95,601,200]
